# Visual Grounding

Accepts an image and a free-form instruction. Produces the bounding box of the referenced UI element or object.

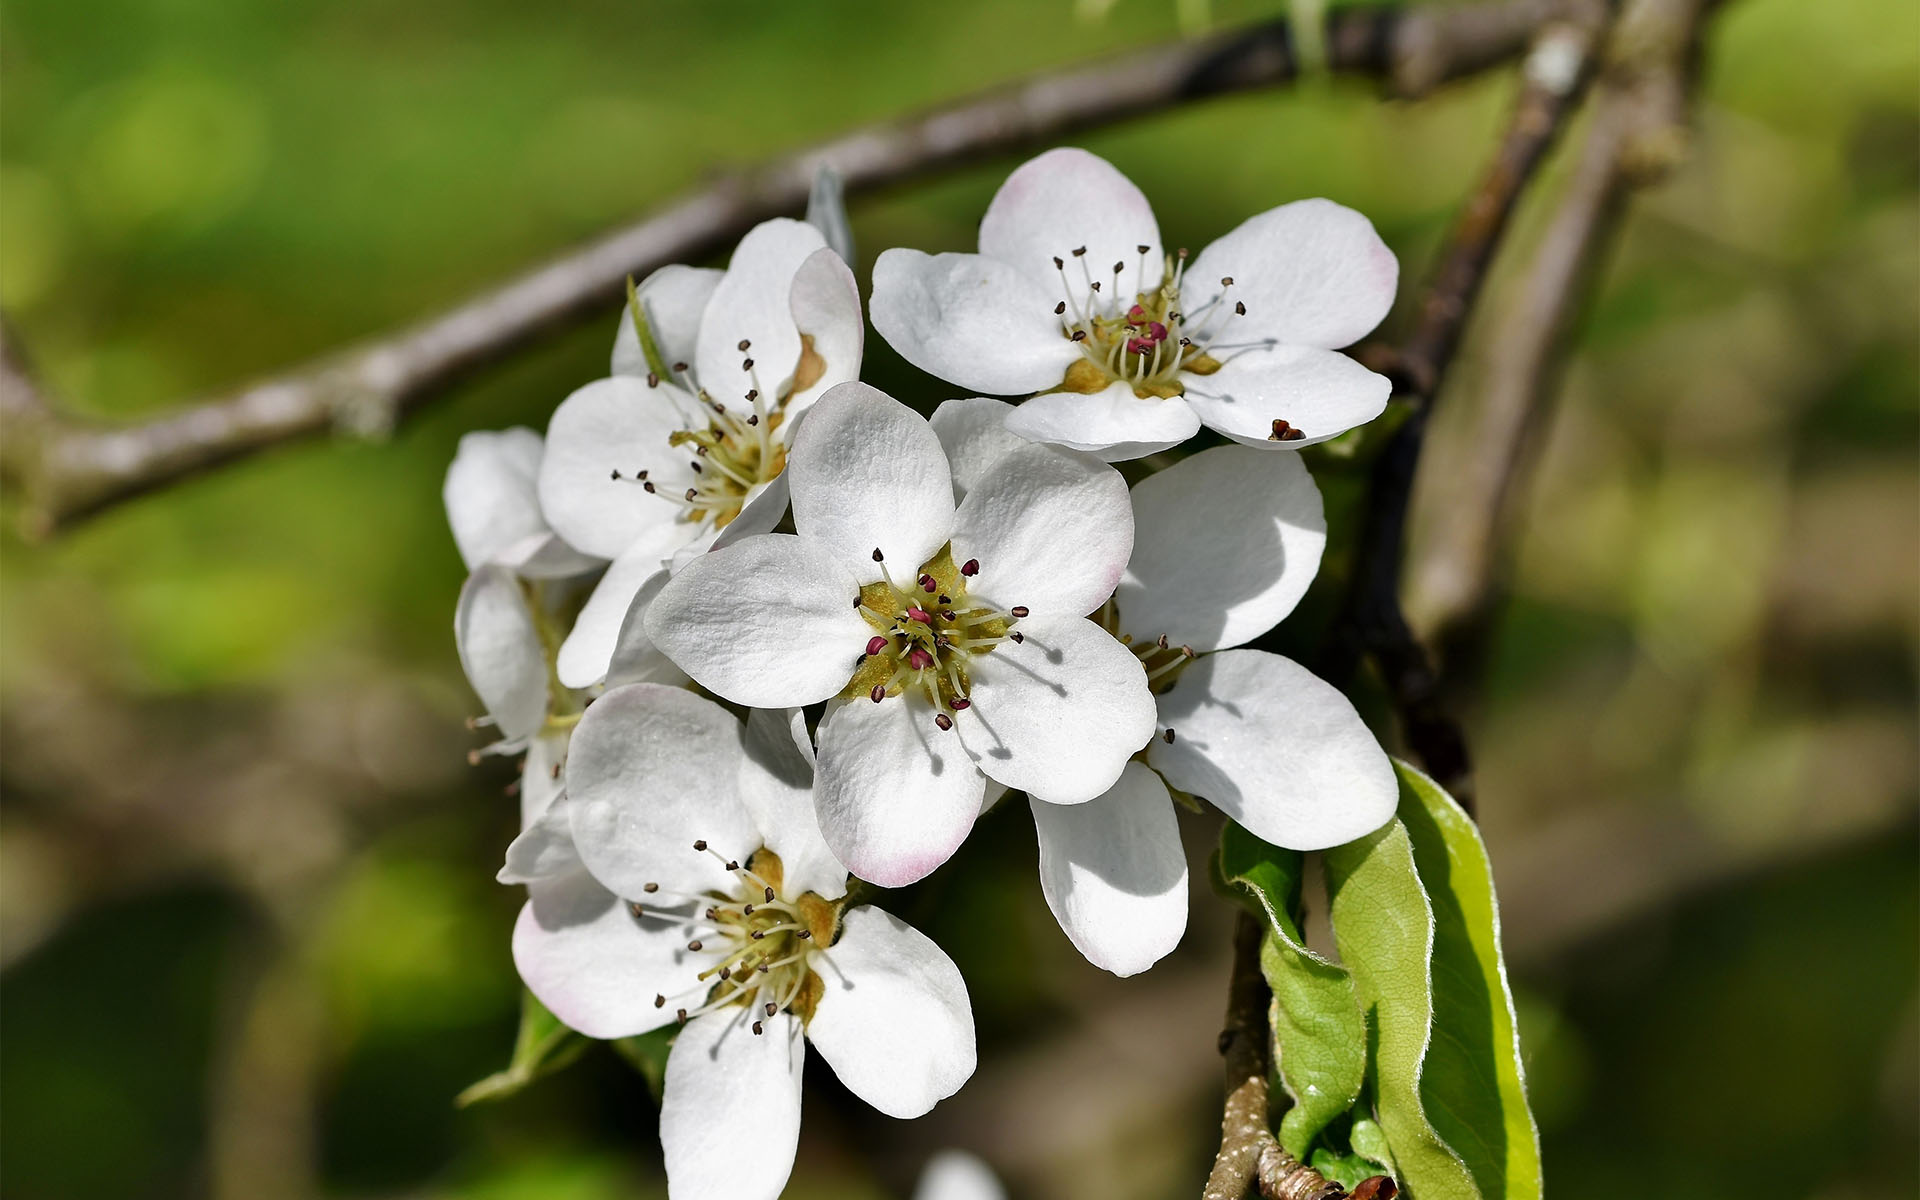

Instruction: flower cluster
[447,148,1401,1200]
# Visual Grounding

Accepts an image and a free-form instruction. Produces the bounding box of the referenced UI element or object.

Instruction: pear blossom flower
[931,403,1397,975]
[871,147,1397,460]
[644,381,1156,887]
[444,427,601,579]
[536,218,865,688]
[509,684,975,1200]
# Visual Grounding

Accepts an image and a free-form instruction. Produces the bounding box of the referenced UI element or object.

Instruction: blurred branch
[1409,0,1721,680]
[1,0,1590,537]
[1205,912,1358,1200]
[1323,6,1612,809]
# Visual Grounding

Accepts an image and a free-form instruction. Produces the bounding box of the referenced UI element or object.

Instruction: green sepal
[624,274,672,381]
[1216,822,1367,1158]
[455,989,590,1108]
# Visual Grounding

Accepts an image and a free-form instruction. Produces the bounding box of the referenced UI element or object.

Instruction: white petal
[604,565,689,689]
[978,147,1163,299]
[512,869,689,1039]
[500,531,602,580]
[694,218,828,409]
[445,428,562,571]
[1002,382,1201,462]
[787,382,955,583]
[870,249,1080,395]
[500,791,583,884]
[814,696,986,887]
[612,264,722,378]
[662,1009,804,1200]
[1148,650,1397,850]
[454,564,548,743]
[930,396,1026,503]
[914,1151,1007,1200]
[1116,444,1326,652]
[644,533,871,708]
[740,706,847,901]
[557,539,677,688]
[955,617,1155,805]
[708,470,792,556]
[783,246,865,422]
[1186,198,1397,349]
[807,905,975,1118]
[1181,344,1391,449]
[538,374,703,560]
[519,730,569,828]
[1031,763,1188,977]
[565,684,761,899]
[950,443,1132,621]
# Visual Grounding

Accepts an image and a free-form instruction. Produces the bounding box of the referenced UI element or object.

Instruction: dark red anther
[907,648,934,671]
[1128,303,1147,322]
[869,684,886,703]
[961,559,979,577]
[866,636,888,656]
[934,713,954,731]
[919,573,937,593]
[1148,321,1168,340]
[906,607,933,624]
[950,697,970,711]
[1009,606,1029,618]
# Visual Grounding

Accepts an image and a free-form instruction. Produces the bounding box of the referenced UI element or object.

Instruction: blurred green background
[1,0,1914,1197]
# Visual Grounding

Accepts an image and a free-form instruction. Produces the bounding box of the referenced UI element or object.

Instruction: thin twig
[0,0,1587,536]
[1410,0,1720,682]
[1318,6,1612,810]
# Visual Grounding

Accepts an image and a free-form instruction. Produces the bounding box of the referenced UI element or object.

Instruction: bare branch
[1409,0,1720,674]
[1319,6,1612,808]
[1,0,1587,537]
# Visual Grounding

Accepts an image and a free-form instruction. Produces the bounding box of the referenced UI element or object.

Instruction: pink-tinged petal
[1181,344,1390,449]
[565,684,760,899]
[787,382,955,583]
[807,905,976,1118]
[814,696,986,887]
[454,564,547,743]
[695,218,828,409]
[1148,650,1397,850]
[950,442,1132,621]
[511,869,693,1039]
[978,147,1163,299]
[1186,197,1397,349]
[1031,763,1188,977]
[783,246,865,425]
[1117,444,1326,652]
[1003,381,1201,462]
[643,533,871,708]
[611,264,721,379]
[661,1009,804,1200]
[871,249,1080,395]
[954,617,1155,805]
[538,374,703,560]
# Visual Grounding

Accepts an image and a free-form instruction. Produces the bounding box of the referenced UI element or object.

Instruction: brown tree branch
[1409,0,1719,680]
[1319,7,1611,809]
[0,0,1589,537]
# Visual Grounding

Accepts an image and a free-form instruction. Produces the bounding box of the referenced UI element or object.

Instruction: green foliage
[1219,761,1543,1199]
[1216,823,1365,1158]
[455,990,590,1108]
[1397,763,1542,1200]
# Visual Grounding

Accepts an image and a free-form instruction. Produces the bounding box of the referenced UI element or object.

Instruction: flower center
[1048,246,1242,400]
[635,847,836,1034]
[840,546,1027,732]
[613,282,827,529]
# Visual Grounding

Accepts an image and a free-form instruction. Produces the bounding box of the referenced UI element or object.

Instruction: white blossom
[509,685,974,1200]
[536,219,864,688]
[871,147,1397,460]
[643,382,1156,887]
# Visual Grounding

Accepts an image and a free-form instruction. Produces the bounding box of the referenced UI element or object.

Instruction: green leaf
[1324,812,1481,1200]
[612,1025,676,1101]
[1397,761,1543,1200]
[456,989,591,1108]
[1217,822,1366,1157]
